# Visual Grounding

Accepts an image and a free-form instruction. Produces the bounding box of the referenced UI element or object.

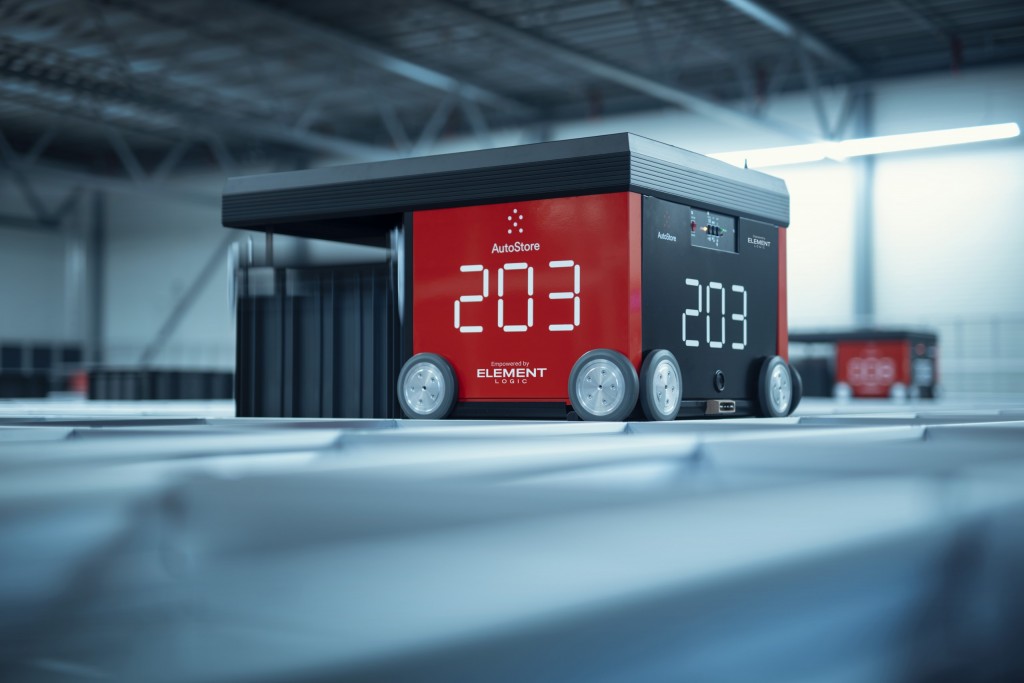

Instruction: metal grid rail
[1,398,1024,681]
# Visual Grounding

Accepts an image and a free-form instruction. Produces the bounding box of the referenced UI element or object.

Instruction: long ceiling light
[710,122,1021,169]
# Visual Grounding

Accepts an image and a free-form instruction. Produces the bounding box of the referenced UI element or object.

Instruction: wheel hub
[577,359,625,417]
[652,359,679,416]
[402,362,446,415]
[769,364,791,415]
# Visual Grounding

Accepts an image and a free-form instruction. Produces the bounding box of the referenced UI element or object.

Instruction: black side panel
[235,263,399,418]
[641,196,778,407]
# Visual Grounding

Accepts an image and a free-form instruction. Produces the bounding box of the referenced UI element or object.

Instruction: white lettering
[492,241,541,254]
[476,368,548,379]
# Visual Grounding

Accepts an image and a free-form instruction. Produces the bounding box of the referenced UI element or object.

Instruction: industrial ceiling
[1,0,1023,186]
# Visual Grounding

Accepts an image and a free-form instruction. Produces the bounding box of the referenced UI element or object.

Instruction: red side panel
[776,226,788,361]
[836,340,912,398]
[413,192,642,402]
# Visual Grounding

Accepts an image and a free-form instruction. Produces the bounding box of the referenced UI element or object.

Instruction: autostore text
[491,241,541,254]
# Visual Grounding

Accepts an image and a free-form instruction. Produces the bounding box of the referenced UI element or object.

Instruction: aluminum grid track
[2,398,1024,682]
[221,133,791,234]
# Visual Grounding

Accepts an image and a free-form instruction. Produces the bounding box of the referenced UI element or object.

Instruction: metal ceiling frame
[434,0,820,142]
[0,32,396,161]
[1,0,1021,189]
[718,0,863,76]
[228,0,535,117]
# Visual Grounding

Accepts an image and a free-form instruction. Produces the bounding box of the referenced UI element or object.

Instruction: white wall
[0,181,78,345]
[0,227,69,341]
[100,179,387,369]
[871,66,1024,324]
[101,189,233,368]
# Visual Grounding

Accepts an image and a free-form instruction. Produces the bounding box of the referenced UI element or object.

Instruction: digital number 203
[683,278,748,350]
[454,260,580,333]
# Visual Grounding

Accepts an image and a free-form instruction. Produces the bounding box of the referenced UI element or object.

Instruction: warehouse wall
[101,189,232,368]
[871,66,1024,322]
[0,184,78,344]
[870,66,1024,392]
[0,228,68,341]
[99,182,387,369]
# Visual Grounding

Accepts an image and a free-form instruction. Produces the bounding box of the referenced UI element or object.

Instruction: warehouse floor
[2,397,1023,682]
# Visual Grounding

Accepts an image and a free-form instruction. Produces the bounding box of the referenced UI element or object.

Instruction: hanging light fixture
[710,122,1020,169]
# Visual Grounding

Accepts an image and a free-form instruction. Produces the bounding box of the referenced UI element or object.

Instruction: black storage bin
[1,345,22,371]
[88,369,233,400]
[0,372,49,398]
[235,263,399,418]
[790,358,835,397]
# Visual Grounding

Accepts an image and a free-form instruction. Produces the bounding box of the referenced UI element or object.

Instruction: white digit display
[498,262,533,332]
[706,281,725,349]
[548,260,580,332]
[682,278,701,347]
[455,264,754,348]
[454,260,585,334]
[681,278,750,351]
[454,264,487,333]
[731,285,747,350]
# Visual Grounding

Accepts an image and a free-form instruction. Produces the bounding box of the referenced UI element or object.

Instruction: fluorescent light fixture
[711,122,1020,169]
[711,143,827,168]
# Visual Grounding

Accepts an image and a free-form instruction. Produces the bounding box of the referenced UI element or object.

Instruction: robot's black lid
[222,133,790,238]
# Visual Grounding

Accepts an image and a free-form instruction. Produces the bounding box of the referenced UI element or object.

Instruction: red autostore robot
[223,134,800,421]
[791,330,938,399]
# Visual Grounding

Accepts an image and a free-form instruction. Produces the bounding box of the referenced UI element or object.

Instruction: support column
[86,190,106,365]
[852,89,875,326]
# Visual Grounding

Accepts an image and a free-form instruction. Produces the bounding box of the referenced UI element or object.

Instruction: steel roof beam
[435,1,816,142]
[229,0,534,117]
[887,0,952,42]
[2,151,221,206]
[0,36,396,161]
[717,0,863,76]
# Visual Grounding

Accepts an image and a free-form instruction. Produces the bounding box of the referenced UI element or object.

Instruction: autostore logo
[848,356,896,387]
[492,207,541,254]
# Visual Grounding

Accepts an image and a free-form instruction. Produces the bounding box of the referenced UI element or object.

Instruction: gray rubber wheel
[397,353,458,419]
[568,349,639,422]
[639,349,682,421]
[790,364,803,416]
[758,355,793,418]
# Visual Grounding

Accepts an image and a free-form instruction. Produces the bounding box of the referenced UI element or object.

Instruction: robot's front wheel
[397,353,458,419]
[568,349,639,422]
[639,349,682,421]
[757,355,799,417]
